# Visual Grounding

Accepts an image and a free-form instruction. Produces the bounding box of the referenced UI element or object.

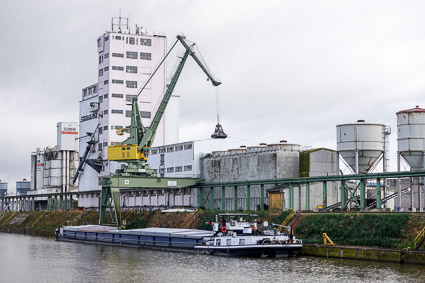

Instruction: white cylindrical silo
[337,121,386,174]
[397,106,425,170]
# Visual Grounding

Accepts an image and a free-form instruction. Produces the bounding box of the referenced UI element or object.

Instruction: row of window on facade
[103,79,138,88]
[99,51,152,64]
[98,36,151,47]
[82,85,97,98]
[166,165,193,173]
[100,109,151,118]
[150,144,193,155]
[98,93,139,102]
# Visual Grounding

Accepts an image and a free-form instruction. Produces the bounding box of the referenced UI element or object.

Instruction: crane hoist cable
[211,85,227,139]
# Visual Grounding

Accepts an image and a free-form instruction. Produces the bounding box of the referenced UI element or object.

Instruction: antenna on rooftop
[111,9,129,33]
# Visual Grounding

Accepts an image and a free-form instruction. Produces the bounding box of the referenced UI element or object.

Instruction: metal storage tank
[0,181,7,197]
[16,179,31,195]
[337,121,387,173]
[397,106,425,170]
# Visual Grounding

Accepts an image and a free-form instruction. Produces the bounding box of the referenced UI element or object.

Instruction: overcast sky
[1,0,424,190]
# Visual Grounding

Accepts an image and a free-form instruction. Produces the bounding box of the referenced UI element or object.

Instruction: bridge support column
[289,184,294,209]
[246,185,251,211]
[360,179,365,210]
[260,184,264,211]
[221,186,225,210]
[376,178,381,209]
[322,181,327,208]
[341,181,345,209]
[306,183,310,210]
[234,186,238,211]
[198,188,203,208]
[209,187,214,210]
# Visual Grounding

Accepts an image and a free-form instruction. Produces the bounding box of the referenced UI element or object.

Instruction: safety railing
[323,233,334,246]
[414,226,425,249]
[183,209,202,229]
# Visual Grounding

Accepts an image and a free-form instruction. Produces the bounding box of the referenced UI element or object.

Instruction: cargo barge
[57,213,302,257]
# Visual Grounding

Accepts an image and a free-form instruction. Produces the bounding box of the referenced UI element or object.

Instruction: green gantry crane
[100,35,223,226]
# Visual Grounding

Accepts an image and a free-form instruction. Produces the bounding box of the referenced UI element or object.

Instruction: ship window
[216,239,221,246]
[140,52,151,60]
[239,239,245,246]
[227,239,231,246]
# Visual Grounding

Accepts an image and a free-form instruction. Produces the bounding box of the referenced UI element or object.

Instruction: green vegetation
[295,213,412,248]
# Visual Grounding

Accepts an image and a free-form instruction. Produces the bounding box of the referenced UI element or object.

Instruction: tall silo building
[77,17,179,193]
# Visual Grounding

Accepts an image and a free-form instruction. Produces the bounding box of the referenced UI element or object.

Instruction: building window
[167,146,174,152]
[111,109,123,114]
[140,52,151,60]
[125,110,131,117]
[112,93,123,98]
[97,39,101,47]
[126,94,137,101]
[126,66,137,73]
[129,37,135,45]
[167,167,174,173]
[99,69,103,76]
[140,38,151,46]
[103,110,108,115]
[104,80,108,85]
[112,53,124,58]
[112,66,124,71]
[114,36,122,40]
[184,144,193,150]
[98,143,102,151]
[151,149,158,155]
[99,96,103,103]
[126,81,137,88]
[184,165,193,171]
[105,36,109,41]
[98,127,103,134]
[140,111,151,118]
[103,142,108,147]
[103,125,108,130]
[104,66,109,72]
[111,142,121,146]
[112,79,124,84]
[99,56,102,64]
[104,53,109,58]
[175,145,183,151]
[175,166,183,172]
[104,94,108,99]
[111,125,123,129]
[126,51,138,59]
[159,148,166,153]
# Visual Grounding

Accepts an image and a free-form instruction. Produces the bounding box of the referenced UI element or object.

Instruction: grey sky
[1,0,424,190]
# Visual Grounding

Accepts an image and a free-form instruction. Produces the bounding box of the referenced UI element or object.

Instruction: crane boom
[107,34,222,164]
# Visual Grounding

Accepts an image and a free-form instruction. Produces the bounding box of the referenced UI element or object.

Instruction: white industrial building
[77,19,179,194]
[30,122,79,194]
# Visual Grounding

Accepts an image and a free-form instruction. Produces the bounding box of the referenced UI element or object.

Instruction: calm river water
[0,233,423,283]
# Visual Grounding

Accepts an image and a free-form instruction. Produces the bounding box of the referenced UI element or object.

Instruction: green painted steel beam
[290,184,294,209]
[306,183,310,210]
[246,185,251,211]
[323,181,327,207]
[260,184,264,211]
[209,187,214,210]
[199,188,203,208]
[341,181,345,209]
[221,186,225,210]
[234,186,237,211]
[199,170,425,188]
[109,176,201,189]
[376,178,381,209]
[360,179,365,210]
